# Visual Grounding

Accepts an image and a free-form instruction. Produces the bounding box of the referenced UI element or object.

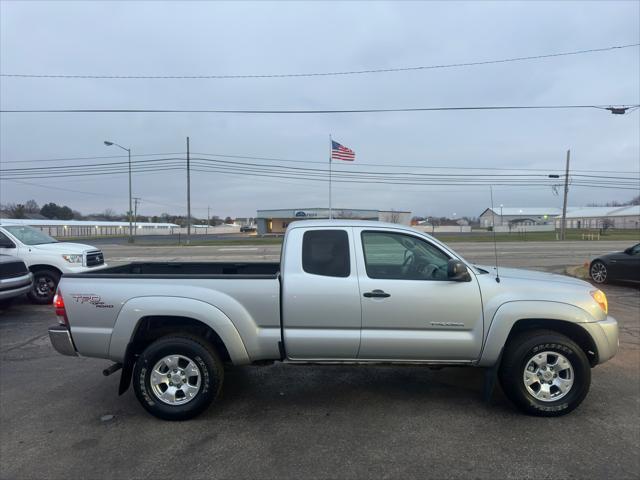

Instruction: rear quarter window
[302,230,350,278]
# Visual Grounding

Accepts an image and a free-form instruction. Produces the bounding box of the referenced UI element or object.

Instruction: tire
[133,335,224,421]
[27,269,60,305]
[590,260,608,284]
[499,330,591,417]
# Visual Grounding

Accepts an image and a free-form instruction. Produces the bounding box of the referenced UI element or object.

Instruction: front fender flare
[478,300,595,367]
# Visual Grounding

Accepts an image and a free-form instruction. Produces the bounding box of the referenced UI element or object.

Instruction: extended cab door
[354,228,483,361]
[281,227,362,360]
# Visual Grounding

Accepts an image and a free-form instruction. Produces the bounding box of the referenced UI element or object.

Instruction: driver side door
[354,229,484,362]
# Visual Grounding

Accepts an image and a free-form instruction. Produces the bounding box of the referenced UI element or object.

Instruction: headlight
[62,254,83,264]
[590,289,608,314]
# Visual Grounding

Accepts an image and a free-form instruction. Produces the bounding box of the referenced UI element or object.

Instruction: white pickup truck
[48,220,618,420]
[0,223,107,304]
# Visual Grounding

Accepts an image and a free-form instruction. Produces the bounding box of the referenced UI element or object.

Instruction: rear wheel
[27,269,60,304]
[499,330,591,416]
[133,335,224,420]
[590,261,608,284]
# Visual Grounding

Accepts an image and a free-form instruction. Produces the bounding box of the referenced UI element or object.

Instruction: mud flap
[483,349,504,404]
[118,342,135,395]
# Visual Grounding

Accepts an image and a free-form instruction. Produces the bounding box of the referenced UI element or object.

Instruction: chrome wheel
[590,262,607,283]
[523,351,574,402]
[149,354,201,405]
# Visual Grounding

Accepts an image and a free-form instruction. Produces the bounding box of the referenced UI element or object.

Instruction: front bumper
[48,326,78,356]
[580,316,619,365]
[64,263,109,274]
[0,272,33,300]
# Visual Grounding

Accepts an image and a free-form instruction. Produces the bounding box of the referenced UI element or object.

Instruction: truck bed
[64,261,280,278]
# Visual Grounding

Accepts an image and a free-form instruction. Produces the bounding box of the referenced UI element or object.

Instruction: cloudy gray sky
[1,0,639,219]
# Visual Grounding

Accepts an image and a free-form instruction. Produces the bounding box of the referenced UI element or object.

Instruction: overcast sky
[1,1,639,219]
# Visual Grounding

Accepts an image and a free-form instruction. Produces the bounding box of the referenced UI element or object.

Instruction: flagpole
[329,134,332,220]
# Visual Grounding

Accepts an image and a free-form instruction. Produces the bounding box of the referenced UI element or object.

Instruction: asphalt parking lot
[1,242,639,479]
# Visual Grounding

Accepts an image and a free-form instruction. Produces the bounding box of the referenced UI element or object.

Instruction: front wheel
[27,269,60,304]
[590,261,608,284]
[499,330,591,417]
[133,336,224,420]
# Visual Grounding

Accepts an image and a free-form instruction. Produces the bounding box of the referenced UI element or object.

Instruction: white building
[554,205,640,230]
[0,218,179,237]
[478,207,561,228]
[479,205,640,230]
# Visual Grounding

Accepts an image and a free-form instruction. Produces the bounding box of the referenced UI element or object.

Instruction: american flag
[331,140,355,161]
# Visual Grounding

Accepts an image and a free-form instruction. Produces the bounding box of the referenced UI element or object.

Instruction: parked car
[590,243,640,284]
[0,223,107,304]
[0,255,33,306]
[49,220,618,420]
[240,225,257,233]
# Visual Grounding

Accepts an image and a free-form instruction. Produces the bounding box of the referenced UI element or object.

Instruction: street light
[104,140,133,243]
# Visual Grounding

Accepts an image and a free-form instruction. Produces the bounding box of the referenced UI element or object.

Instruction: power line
[2,43,637,79]
[3,105,638,115]
[2,149,638,174]
[2,161,637,189]
[0,152,183,164]
[2,156,638,184]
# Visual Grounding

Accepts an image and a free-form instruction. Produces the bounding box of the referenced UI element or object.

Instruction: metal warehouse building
[554,205,640,230]
[255,208,412,235]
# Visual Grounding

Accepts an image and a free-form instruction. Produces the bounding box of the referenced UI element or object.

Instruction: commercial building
[479,206,640,230]
[554,205,640,230]
[255,208,411,235]
[479,207,561,228]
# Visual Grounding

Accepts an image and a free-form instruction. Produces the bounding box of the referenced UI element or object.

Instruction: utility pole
[133,197,141,238]
[560,149,570,241]
[186,137,191,245]
[207,205,210,234]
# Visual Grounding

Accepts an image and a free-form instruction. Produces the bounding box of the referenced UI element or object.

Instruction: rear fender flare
[108,296,250,364]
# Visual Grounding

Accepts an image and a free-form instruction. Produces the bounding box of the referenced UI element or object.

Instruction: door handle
[363,289,391,298]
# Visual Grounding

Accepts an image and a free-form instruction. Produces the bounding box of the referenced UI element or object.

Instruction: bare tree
[5,203,26,219]
[24,199,40,213]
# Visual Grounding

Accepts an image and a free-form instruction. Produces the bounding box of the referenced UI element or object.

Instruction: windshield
[3,226,58,245]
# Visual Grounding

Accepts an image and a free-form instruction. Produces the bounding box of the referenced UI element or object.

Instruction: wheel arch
[479,301,600,367]
[28,264,62,276]
[130,315,232,363]
[108,296,250,365]
[506,319,599,367]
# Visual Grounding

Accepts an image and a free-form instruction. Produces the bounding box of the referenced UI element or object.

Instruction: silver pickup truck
[49,220,618,420]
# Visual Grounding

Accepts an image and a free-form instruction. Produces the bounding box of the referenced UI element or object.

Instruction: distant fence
[492,225,555,233]
[35,224,241,238]
[412,225,472,233]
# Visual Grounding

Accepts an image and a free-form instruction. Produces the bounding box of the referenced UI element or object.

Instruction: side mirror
[447,259,471,282]
[624,247,633,255]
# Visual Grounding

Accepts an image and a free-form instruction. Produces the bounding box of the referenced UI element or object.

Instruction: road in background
[98,240,633,273]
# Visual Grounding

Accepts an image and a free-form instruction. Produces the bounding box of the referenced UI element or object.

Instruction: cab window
[361,231,450,280]
[302,230,350,277]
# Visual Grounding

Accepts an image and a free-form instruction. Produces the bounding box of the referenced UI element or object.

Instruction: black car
[590,243,640,284]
